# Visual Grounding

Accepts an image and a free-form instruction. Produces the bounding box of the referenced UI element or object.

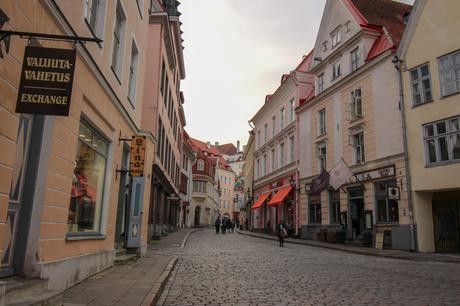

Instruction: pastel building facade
[250,53,314,234]
[397,0,460,252]
[0,0,153,289]
[142,0,185,239]
[297,0,413,250]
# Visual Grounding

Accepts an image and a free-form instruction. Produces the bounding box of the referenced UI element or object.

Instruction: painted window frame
[410,63,433,106]
[127,39,139,106]
[349,88,363,120]
[437,49,460,97]
[352,132,365,164]
[351,47,360,72]
[318,108,327,136]
[423,116,460,166]
[317,142,327,172]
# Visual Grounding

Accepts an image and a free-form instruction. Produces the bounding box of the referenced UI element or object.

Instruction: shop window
[68,120,109,233]
[375,181,399,223]
[329,190,340,224]
[309,194,321,224]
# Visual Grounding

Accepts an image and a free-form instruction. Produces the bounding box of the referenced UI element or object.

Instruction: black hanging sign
[15,46,77,116]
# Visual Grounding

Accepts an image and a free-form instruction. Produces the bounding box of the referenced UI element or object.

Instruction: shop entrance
[115,145,130,249]
[194,206,201,227]
[433,199,460,253]
[348,187,365,239]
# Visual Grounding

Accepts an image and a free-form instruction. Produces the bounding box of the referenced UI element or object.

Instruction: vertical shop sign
[130,135,146,177]
[16,46,77,116]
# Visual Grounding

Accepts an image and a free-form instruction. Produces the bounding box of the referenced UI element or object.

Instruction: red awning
[251,193,270,209]
[268,186,292,206]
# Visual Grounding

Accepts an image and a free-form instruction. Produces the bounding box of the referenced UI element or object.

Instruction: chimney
[237,140,240,152]
[215,141,219,146]
[206,141,211,149]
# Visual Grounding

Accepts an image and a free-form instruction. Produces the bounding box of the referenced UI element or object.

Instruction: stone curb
[142,256,178,306]
[181,229,201,249]
[236,230,460,264]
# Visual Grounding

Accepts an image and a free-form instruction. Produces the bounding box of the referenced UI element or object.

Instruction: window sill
[412,99,433,108]
[66,234,106,241]
[331,74,342,82]
[425,159,460,168]
[440,90,460,100]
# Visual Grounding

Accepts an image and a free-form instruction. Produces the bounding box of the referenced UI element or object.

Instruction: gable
[310,0,362,71]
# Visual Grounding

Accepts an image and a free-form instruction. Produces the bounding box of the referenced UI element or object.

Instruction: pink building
[142,0,186,239]
[250,53,314,235]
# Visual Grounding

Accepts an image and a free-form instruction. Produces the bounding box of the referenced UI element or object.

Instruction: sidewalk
[237,230,460,264]
[58,229,196,306]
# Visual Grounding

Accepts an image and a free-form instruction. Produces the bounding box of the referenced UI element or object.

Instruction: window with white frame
[352,132,365,164]
[318,108,326,136]
[197,159,204,171]
[423,116,460,165]
[349,88,363,120]
[264,123,268,143]
[85,0,106,38]
[271,148,275,172]
[263,154,267,176]
[289,136,295,163]
[128,40,139,105]
[318,73,324,93]
[289,99,295,123]
[438,50,460,97]
[193,180,206,193]
[280,108,285,130]
[410,63,432,106]
[280,142,285,167]
[351,48,360,72]
[331,26,342,48]
[332,61,341,79]
[111,1,126,78]
[272,116,276,136]
[317,143,326,171]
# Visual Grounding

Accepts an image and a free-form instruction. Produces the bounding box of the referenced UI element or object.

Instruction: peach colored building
[297,0,414,251]
[250,53,314,235]
[142,0,186,239]
[0,0,154,290]
[397,0,460,253]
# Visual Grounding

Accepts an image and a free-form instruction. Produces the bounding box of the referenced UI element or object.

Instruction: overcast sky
[179,0,413,148]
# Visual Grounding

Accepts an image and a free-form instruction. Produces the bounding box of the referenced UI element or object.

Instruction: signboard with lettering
[130,135,146,177]
[375,233,384,250]
[16,46,77,116]
[346,165,395,185]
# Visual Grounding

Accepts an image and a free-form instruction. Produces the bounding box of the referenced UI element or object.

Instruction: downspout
[294,93,301,238]
[393,55,417,252]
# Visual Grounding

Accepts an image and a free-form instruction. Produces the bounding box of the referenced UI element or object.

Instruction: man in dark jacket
[215,216,221,234]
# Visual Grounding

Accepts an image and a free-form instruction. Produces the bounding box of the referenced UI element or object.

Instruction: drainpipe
[393,55,417,252]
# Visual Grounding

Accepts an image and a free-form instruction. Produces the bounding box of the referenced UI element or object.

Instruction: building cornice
[149,12,176,72]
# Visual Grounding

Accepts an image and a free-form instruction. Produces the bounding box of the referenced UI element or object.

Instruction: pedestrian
[221,218,226,234]
[278,219,287,247]
[215,216,221,234]
[236,219,240,230]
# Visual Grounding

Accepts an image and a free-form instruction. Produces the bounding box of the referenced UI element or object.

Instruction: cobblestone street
[158,229,460,306]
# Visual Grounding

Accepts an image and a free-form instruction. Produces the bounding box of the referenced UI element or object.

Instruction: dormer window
[331,26,342,48]
[197,159,204,171]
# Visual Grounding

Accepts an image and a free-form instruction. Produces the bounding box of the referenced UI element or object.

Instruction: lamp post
[289,175,300,237]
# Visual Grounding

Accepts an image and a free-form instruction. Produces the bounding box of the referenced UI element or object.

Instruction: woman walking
[278,220,287,247]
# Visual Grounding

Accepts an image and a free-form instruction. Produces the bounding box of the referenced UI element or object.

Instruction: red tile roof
[189,138,221,156]
[216,143,238,155]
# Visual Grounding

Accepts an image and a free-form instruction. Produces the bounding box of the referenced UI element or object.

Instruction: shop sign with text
[130,135,146,177]
[16,46,77,116]
[346,165,395,185]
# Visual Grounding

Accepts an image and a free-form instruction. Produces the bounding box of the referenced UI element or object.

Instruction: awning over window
[251,193,270,209]
[268,186,292,206]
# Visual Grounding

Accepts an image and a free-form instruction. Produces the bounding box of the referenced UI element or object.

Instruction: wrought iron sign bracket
[115,164,129,181]
[0,30,103,44]
[118,131,132,145]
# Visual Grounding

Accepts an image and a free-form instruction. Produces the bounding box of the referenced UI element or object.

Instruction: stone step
[115,247,127,257]
[114,254,137,265]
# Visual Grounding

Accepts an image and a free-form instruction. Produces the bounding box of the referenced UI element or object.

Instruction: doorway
[348,187,365,239]
[433,199,460,253]
[194,206,201,227]
[115,145,130,249]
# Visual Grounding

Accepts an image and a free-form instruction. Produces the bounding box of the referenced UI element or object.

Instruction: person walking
[278,220,287,247]
[215,216,221,234]
[221,218,226,234]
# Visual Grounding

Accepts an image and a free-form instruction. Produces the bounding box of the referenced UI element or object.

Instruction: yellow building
[243,132,255,228]
[297,0,414,251]
[0,0,154,289]
[397,0,460,253]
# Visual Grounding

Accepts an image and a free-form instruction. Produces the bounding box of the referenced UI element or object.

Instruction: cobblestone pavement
[158,229,460,306]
